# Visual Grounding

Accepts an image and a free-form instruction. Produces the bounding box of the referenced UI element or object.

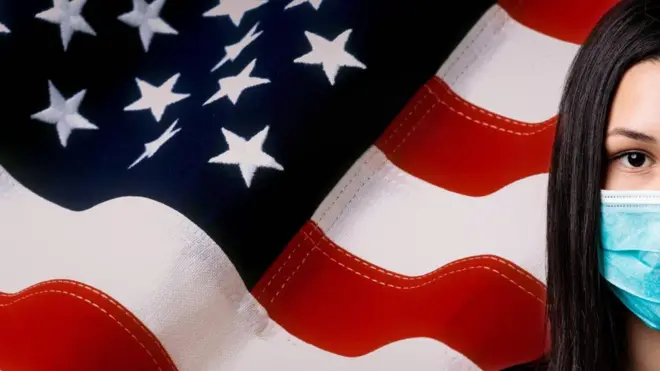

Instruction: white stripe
[0,167,267,370]
[312,147,548,281]
[0,167,479,370]
[436,4,579,123]
[228,328,479,371]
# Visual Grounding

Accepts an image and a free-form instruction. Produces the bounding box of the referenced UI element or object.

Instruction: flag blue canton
[0,0,494,286]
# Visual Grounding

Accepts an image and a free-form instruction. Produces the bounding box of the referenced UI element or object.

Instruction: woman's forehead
[610,61,660,133]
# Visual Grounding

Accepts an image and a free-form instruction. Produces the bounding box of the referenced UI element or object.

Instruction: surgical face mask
[600,190,660,330]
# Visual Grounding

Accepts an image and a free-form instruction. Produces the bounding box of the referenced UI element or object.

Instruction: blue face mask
[600,190,660,331]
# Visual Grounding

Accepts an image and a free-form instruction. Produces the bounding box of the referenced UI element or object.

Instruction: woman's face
[606,60,660,190]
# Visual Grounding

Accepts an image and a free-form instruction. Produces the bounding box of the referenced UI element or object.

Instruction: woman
[547,0,660,370]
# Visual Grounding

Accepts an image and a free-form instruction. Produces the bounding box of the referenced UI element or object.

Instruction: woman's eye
[616,151,652,168]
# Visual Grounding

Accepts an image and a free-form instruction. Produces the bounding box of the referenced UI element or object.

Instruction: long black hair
[547,1,660,370]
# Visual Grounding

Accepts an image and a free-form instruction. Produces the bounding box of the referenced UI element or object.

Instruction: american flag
[0,0,616,370]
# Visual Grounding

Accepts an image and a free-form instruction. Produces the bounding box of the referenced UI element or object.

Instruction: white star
[294,29,366,85]
[118,0,178,52]
[35,0,96,51]
[31,81,98,148]
[124,73,189,122]
[203,0,267,27]
[208,126,283,187]
[128,119,181,169]
[204,59,270,106]
[285,0,323,10]
[0,22,10,34]
[211,22,262,72]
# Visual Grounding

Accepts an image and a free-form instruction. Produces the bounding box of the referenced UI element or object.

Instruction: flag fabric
[0,1,617,370]
[252,2,619,369]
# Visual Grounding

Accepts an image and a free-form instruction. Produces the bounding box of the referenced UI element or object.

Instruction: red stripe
[376,77,555,197]
[0,280,177,371]
[253,222,549,370]
[499,0,618,44]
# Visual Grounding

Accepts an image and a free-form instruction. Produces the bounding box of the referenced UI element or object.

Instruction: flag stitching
[424,84,555,136]
[270,252,312,304]
[313,90,433,226]
[452,10,512,86]
[322,90,440,232]
[258,229,315,303]
[0,279,176,370]
[435,76,556,127]
[314,0,545,226]
[309,223,544,288]
[263,225,543,304]
[442,5,509,84]
[381,90,432,147]
[312,245,542,300]
[389,95,439,155]
[0,289,168,371]
[309,227,543,295]
[257,221,544,307]
[256,241,302,301]
[318,75,553,234]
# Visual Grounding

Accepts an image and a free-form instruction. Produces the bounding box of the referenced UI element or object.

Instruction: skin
[606,60,660,371]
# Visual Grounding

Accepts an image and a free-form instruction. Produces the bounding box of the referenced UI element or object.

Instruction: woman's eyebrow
[607,128,657,143]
